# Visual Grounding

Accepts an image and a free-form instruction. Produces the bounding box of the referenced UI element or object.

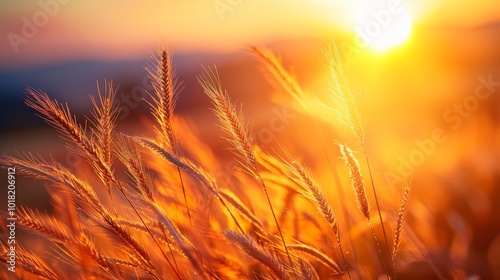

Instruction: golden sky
[1,0,499,67]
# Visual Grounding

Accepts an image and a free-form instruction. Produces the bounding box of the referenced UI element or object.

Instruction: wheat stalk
[1,154,172,279]
[280,151,351,278]
[147,48,192,227]
[24,87,118,193]
[251,46,305,103]
[324,44,395,278]
[282,154,338,235]
[392,166,413,262]
[147,48,178,148]
[197,66,257,177]
[198,67,298,279]
[339,143,393,279]
[0,45,433,279]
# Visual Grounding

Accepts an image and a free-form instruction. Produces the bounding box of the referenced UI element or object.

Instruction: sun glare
[354,0,412,51]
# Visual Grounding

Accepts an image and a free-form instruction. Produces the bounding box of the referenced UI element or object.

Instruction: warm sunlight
[2,0,500,279]
[355,0,412,51]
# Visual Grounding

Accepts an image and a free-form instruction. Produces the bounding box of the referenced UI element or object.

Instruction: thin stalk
[336,238,351,280]
[257,175,298,280]
[161,226,182,278]
[368,220,390,280]
[362,146,393,280]
[331,163,360,279]
[219,196,245,234]
[315,123,352,280]
[176,166,192,225]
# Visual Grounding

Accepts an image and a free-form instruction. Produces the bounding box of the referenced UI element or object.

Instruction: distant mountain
[0,51,265,135]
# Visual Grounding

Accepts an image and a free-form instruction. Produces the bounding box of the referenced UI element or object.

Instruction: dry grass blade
[24,87,91,152]
[101,216,160,278]
[60,233,130,277]
[116,219,186,257]
[288,244,341,274]
[147,201,207,279]
[17,208,116,276]
[1,154,105,220]
[225,230,290,280]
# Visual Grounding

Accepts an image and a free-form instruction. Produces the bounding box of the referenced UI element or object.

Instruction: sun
[354,0,412,51]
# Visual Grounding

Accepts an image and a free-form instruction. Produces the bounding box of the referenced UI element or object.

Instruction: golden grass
[0,45,435,280]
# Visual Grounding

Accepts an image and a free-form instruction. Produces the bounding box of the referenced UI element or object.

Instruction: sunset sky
[1,0,499,68]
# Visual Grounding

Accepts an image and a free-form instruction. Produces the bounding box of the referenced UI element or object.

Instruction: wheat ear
[339,144,392,279]
[147,48,192,226]
[17,203,147,278]
[324,43,364,144]
[338,144,370,219]
[298,258,320,280]
[116,135,154,201]
[89,81,118,178]
[225,230,290,280]
[251,46,330,122]
[1,154,168,279]
[392,166,413,262]
[326,43,395,278]
[198,67,298,279]
[281,151,351,278]
[251,46,305,102]
[197,66,257,177]
[24,87,116,193]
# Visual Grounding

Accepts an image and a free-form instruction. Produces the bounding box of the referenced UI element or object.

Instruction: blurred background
[1,0,500,278]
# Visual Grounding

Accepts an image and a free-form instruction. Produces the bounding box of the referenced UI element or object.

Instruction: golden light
[354,0,412,51]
